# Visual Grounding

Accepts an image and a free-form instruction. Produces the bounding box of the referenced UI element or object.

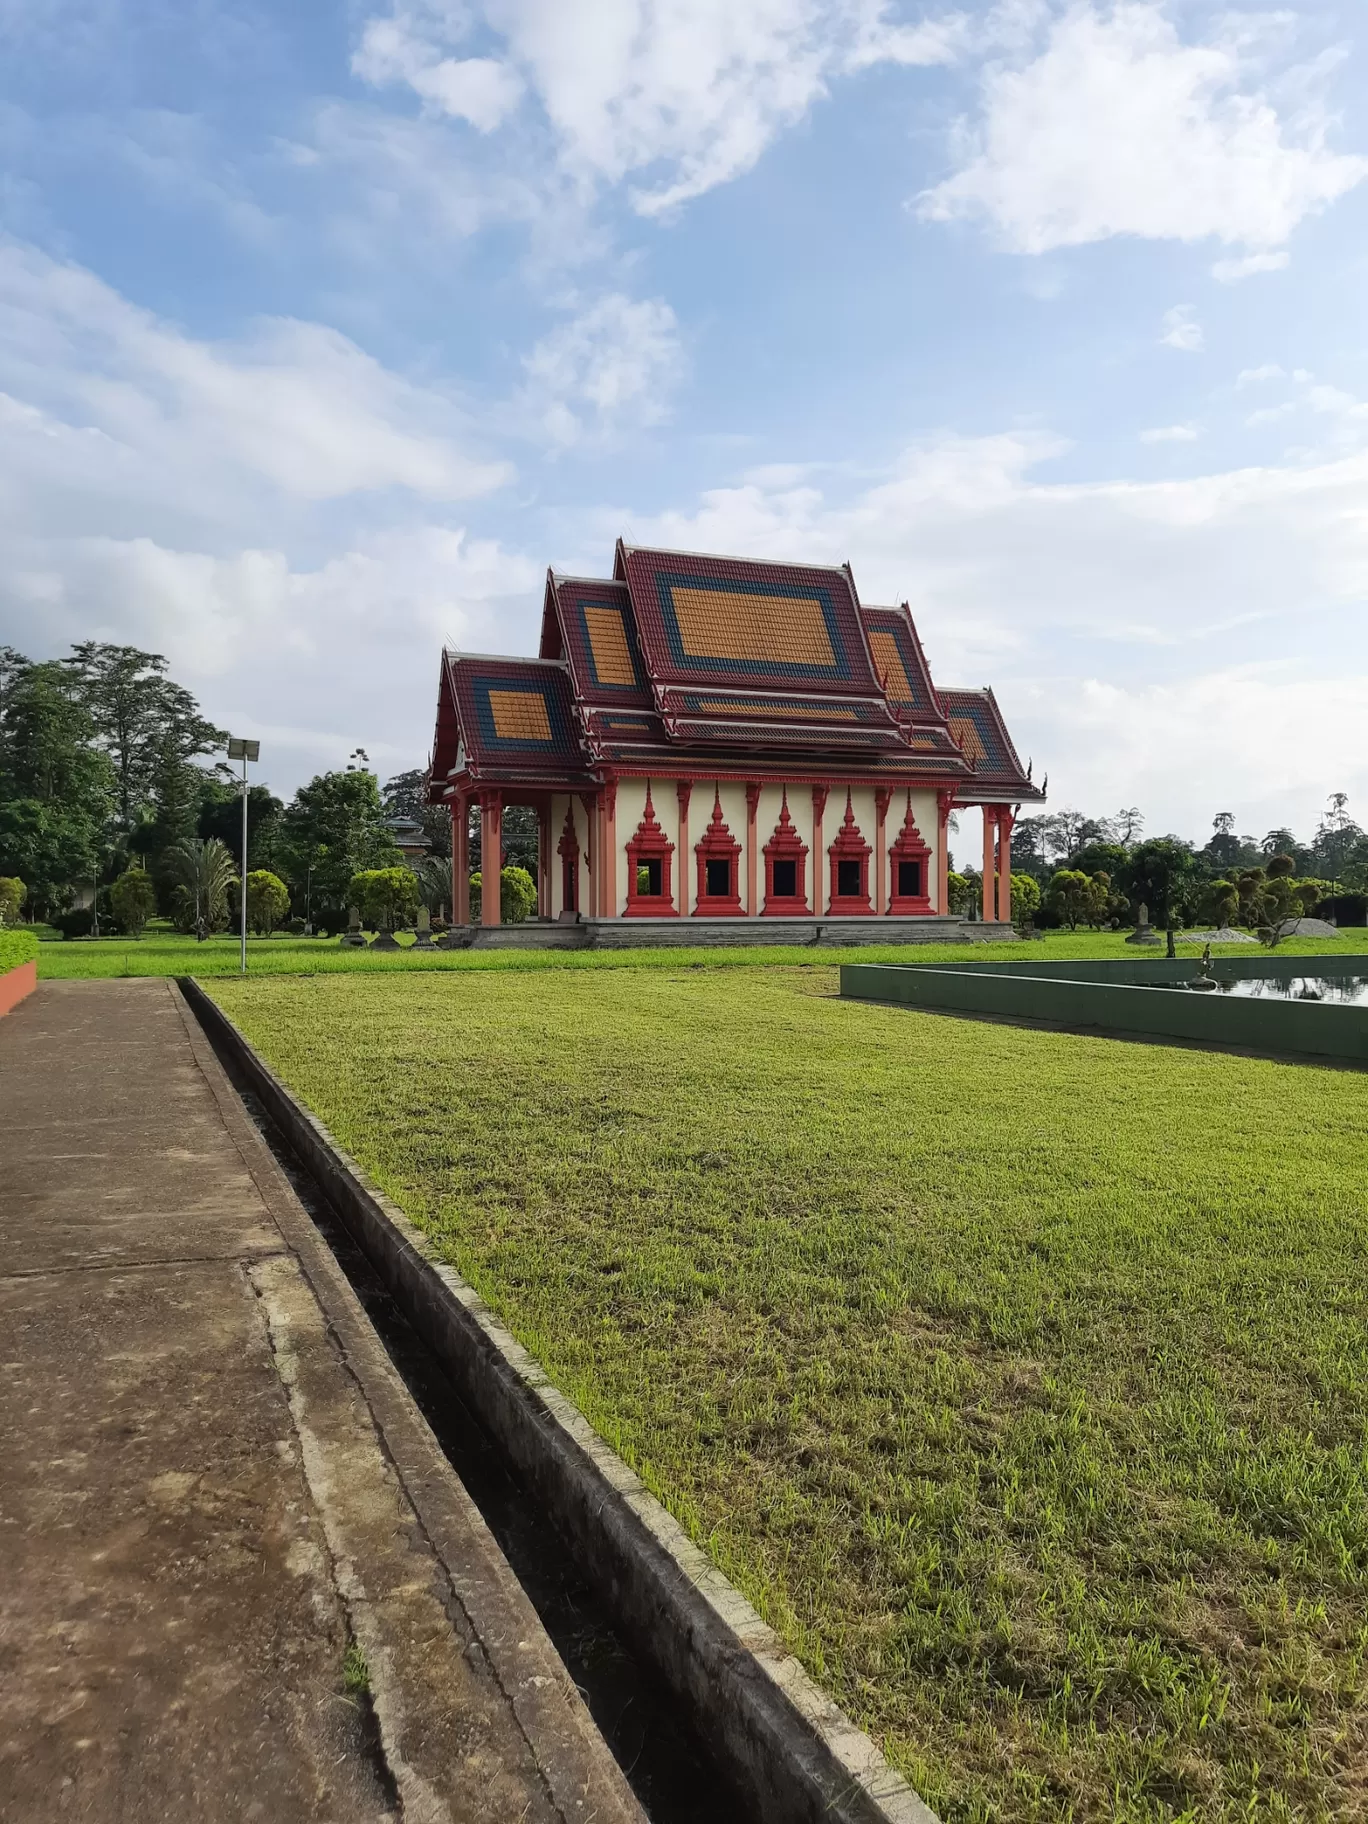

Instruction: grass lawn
[36,924,1368,979]
[208,965,1368,1823]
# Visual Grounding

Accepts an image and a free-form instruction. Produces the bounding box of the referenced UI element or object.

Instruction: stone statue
[1125,900,1160,946]
[412,905,436,949]
[342,905,366,947]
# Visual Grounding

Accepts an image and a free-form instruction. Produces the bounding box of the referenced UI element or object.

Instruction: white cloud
[3,524,542,784]
[520,293,685,444]
[1211,249,1289,282]
[1236,363,1286,387]
[1140,423,1198,443]
[352,0,967,214]
[0,241,531,791]
[609,428,1368,835]
[0,240,509,512]
[353,17,524,131]
[917,2,1367,256]
[1159,304,1203,352]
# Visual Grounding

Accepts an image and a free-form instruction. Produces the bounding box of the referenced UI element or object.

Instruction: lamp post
[227,738,260,976]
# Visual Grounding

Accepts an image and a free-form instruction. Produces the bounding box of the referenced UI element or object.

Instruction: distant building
[429,542,1043,939]
[385,815,431,870]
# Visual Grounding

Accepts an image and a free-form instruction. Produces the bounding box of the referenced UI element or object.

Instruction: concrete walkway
[0,979,644,1824]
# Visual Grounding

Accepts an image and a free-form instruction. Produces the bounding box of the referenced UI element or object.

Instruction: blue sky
[3,0,1368,848]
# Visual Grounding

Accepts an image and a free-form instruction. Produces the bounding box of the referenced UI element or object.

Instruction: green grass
[209,966,1368,1823]
[36,924,1367,980]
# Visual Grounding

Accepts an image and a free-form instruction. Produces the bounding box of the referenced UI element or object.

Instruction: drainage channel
[235,1083,754,1824]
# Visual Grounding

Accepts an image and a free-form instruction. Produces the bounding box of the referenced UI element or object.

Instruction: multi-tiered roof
[431,541,1040,801]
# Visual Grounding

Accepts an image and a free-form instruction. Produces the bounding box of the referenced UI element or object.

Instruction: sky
[2,0,1367,848]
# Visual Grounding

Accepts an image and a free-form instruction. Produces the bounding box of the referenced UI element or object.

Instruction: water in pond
[1211,975,1368,1005]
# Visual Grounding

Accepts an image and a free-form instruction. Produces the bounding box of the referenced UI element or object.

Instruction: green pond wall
[839,955,1368,1064]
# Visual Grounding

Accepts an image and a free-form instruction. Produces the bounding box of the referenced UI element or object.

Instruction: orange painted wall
[0,958,37,1018]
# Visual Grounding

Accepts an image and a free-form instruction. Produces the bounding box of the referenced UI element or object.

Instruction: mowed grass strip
[209,967,1368,1824]
[38,926,1365,979]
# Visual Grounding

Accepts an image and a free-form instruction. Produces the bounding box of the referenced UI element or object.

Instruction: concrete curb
[839,957,1368,1064]
[181,977,939,1824]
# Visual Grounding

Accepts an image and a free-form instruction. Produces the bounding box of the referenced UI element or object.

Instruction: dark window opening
[705,858,732,898]
[837,858,862,899]
[637,858,662,897]
[897,859,922,898]
[771,858,797,899]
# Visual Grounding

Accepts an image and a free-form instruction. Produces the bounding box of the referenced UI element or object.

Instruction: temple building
[429,542,1043,942]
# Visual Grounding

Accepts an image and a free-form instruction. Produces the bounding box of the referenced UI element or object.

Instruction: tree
[167,837,237,940]
[1045,869,1109,930]
[1312,793,1364,888]
[110,867,156,937]
[1200,878,1240,928]
[0,877,25,926]
[350,866,419,931]
[245,870,290,935]
[946,870,973,916]
[61,643,225,834]
[466,802,539,874]
[1114,807,1144,845]
[279,768,403,917]
[1010,873,1041,924]
[0,655,115,916]
[197,779,284,872]
[417,856,453,918]
[1069,840,1128,880]
[1122,838,1200,929]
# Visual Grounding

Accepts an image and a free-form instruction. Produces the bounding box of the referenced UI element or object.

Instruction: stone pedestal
[341,906,366,947]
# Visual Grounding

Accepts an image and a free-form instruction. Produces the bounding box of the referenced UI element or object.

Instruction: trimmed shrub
[0,877,25,927]
[350,866,420,931]
[51,907,96,939]
[245,870,290,935]
[469,866,537,924]
[110,867,156,938]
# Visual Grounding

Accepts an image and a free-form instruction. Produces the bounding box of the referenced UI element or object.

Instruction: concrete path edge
[169,981,646,1824]
[180,977,940,1824]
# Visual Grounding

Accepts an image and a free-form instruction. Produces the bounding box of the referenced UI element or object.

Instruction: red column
[981,806,995,923]
[998,806,1014,924]
[936,788,954,916]
[579,792,596,919]
[537,801,550,918]
[745,782,761,916]
[603,777,618,917]
[874,788,891,915]
[455,796,470,925]
[677,780,692,916]
[812,785,829,915]
[480,790,502,926]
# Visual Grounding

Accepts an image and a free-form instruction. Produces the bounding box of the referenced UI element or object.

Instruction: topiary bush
[468,866,537,924]
[349,866,420,931]
[110,867,156,938]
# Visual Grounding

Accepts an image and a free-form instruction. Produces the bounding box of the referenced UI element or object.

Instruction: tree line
[0,642,465,935]
[988,801,1368,932]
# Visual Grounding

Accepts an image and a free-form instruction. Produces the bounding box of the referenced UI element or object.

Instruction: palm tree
[417,855,452,921]
[167,836,237,941]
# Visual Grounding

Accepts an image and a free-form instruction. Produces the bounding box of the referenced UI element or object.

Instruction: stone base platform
[440,916,1015,950]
